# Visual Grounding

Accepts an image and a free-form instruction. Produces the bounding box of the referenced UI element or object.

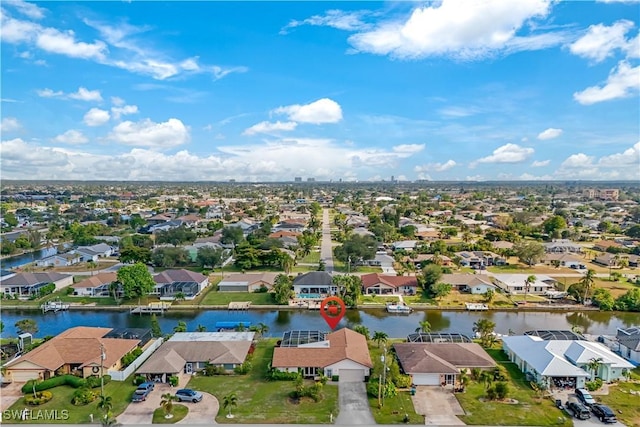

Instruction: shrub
[133,375,147,386]
[85,375,111,389]
[254,285,268,293]
[203,364,229,376]
[586,378,603,391]
[494,365,508,382]
[494,381,509,399]
[367,380,380,397]
[121,347,143,368]
[24,391,53,406]
[266,369,301,381]
[393,374,412,388]
[72,387,98,406]
[331,375,339,382]
[234,361,252,375]
[168,375,179,387]
[22,375,86,394]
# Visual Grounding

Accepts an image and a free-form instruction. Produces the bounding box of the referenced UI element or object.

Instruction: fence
[108,337,164,381]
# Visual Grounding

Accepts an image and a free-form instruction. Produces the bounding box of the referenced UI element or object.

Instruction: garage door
[412,373,440,386]
[9,371,40,382]
[339,369,365,382]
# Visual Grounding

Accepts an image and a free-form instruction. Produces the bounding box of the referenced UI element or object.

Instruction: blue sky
[1,0,639,182]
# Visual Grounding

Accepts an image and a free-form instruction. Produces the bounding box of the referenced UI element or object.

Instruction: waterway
[0,309,638,339]
[1,245,69,270]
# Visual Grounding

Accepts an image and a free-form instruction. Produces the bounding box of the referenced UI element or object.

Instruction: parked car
[131,382,155,402]
[575,388,596,407]
[566,398,591,420]
[591,404,617,423]
[175,389,203,403]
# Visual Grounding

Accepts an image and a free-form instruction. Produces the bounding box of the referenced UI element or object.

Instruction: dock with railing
[228,301,251,310]
[130,302,171,315]
[465,303,489,311]
[41,300,70,313]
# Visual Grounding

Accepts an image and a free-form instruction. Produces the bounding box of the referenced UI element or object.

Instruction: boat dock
[228,301,251,310]
[465,303,489,311]
[130,302,171,315]
[41,300,70,313]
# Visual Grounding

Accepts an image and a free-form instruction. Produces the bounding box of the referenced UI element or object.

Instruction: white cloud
[53,129,88,145]
[36,88,63,98]
[537,128,563,140]
[0,117,21,132]
[596,0,640,3]
[281,10,371,34]
[531,159,551,167]
[414,160,457,172]
[107,118,190,149]
[392,144,425,154]
[83,108,111,127]
[473,143,534,165]
[111,105,139,120]
[273,98,343,124]
[598,141,640,166]
[1,138,71,175]
[560,153,595,168]
[569,20,635,63]
[35,27,107,60]
[111,96,125,106]
[347,0,560,60]
[574,60,640,104]
[37,86,102,102]
[242,121,298,136]
[3,0,46,19]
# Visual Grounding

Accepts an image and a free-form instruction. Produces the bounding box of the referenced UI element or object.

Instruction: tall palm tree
[372,331,388,348]
[97,394,113,416]
[586,357,603,380]
[416,320,431,333]
[524,275,536,304]
[580,269,596,305]
[160,392,177,419]
[222,392,238,418]
[87,260,98,276]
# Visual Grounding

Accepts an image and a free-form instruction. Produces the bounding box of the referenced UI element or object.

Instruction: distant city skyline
[1,0,639,182]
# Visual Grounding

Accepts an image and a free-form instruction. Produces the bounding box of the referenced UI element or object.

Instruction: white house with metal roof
[492,274,556,295]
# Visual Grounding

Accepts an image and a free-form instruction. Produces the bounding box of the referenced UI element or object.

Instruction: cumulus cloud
[273,98,343,124]
[414,160,457,173]
[473,143,534,166]
[3,0,46,19]
[37,86,102,102]
[392,144,425,154]
[0,138,71,175]
[537,128,563,140]
[242,121,298,136]
[346,0,561,60]
[0,117,21,132]
[531,159,551,167]
[574,60,640,104]
[111,104,139,120]
[83,108,110,127]
[107,118,190,149]
[570,20,635,63]
[598,141,640,166]
[53,129,88,145]
[560,153,595,168]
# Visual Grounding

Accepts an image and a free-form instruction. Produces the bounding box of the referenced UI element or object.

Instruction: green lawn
[187,340,338,423]
[456,348,572,426]
[597,382,640,427]
[152,404,188,424]
[199,291,278,306]
[4,377,138,424]
[298,251,320,264]
[332,260,381,273]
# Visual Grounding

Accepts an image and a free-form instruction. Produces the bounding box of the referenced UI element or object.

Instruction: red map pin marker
[320,296,346,330]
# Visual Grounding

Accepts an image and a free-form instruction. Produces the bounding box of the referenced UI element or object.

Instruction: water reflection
[424,311,451,331]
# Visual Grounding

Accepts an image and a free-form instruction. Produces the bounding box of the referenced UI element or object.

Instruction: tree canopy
[513,241,545,266]
[116,263,155,299]
[333,234,377,267]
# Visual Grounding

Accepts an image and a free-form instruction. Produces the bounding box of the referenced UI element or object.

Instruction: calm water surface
[0,309,638,339]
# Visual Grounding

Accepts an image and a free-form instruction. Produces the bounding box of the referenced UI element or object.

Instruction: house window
[326,369,332,378]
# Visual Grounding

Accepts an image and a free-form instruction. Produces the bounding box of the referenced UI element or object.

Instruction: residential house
[176,214,201,228]
[392,240,418,252]
[183,241,225,263]
[441,273,498,294]
[147,219,185,234]
[272,328,373,381]
[502,334,634,390]
[593,252,617,267]
[273,219,307,233]
[146,213,173,226]
[228,219,259,235]
[593,240,624,252]
[136,332,255,382]
[35,252,82,268]
[492,274,556,295]
[152,269,209,300]
[75,243,114,262]
[394,342,496,386]
[361,273,418,295]
[3,327,145,382]
[544,239,583,254]
[491,241,514,251]
[218,273,278,292]
[268,231,301,249]
[402,254,453,268]
[1,272,73,298]
[616,327,640,364]
[543,253,586,269]
[292,271,335,299]
[71,272,117,297]
[455,251,506,269]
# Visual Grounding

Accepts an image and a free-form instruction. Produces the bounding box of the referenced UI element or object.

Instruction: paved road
[321,208,334,273]
[335,382,375,425]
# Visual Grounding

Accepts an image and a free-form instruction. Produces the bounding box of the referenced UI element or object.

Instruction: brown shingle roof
[394,343,496,374]
[272,328,373,369]
[361,273,418,289]
[2,272,71,286]
[154,269,207,284]
[71,272,117,289]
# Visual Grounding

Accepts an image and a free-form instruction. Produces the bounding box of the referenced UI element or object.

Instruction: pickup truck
[131,382,155,402]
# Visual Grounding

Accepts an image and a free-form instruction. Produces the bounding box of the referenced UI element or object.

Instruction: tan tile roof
[393,343,496,374]
[361,273,418,289]
[269,231,302,238]
[272,328,373,369]
[5,327,140,371]
[71,272,117,289]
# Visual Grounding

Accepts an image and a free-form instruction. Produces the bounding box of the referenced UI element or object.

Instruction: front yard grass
[298,251,320,264]
[456,348,572,426]
[5,376,137,424]
[187,339,338,423]
[552,276,637,298]
[152,404,188,424]
[199,291,277,306]
[597,382,640,427]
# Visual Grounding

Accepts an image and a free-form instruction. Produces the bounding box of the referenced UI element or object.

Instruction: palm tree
[87,260,98,276]
[480,370,494,390]
[372,331,388,348]
[524,275,536,304]
[586,357,603,381]
[174,292,186,302]
[473,319,496,348]
[580,269,596,305]
[196,324,207,332]
[222,392,238,418]
[353,325,370,340]
[280,255,295,275]
[415,320,431,333]
[249,322,269,338]
[160,392,177,419]
[100,412,121,427]
[97,394,113,416]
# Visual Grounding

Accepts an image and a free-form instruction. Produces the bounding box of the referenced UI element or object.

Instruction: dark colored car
[591,404,617,423]
[575,388,596,407]
[175,389,203,403]
[566,398,591,420]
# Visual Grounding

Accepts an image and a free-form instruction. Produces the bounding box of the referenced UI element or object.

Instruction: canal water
[1,245,70,270]
[0,309,638,339]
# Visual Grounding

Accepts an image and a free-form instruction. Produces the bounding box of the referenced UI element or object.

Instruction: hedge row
[21,375,111,394]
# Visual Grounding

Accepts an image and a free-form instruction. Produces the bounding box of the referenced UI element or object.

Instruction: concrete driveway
[1,382,24,412]
[117,385,164,425]
[177,392,219,424]
[412,386,465,425]
[335,382,375,425]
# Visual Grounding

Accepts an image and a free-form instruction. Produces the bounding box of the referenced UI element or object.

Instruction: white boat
[386,302,412,313]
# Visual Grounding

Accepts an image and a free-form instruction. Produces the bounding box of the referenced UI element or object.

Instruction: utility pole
[100,343,106,397]
[381,345,387,407]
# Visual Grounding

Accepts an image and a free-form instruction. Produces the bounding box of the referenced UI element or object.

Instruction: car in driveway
[566,397,591,420]
[591,404,617,423]
[131,382,155,402]
[575,388,596,407]
[175,389,203,403]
